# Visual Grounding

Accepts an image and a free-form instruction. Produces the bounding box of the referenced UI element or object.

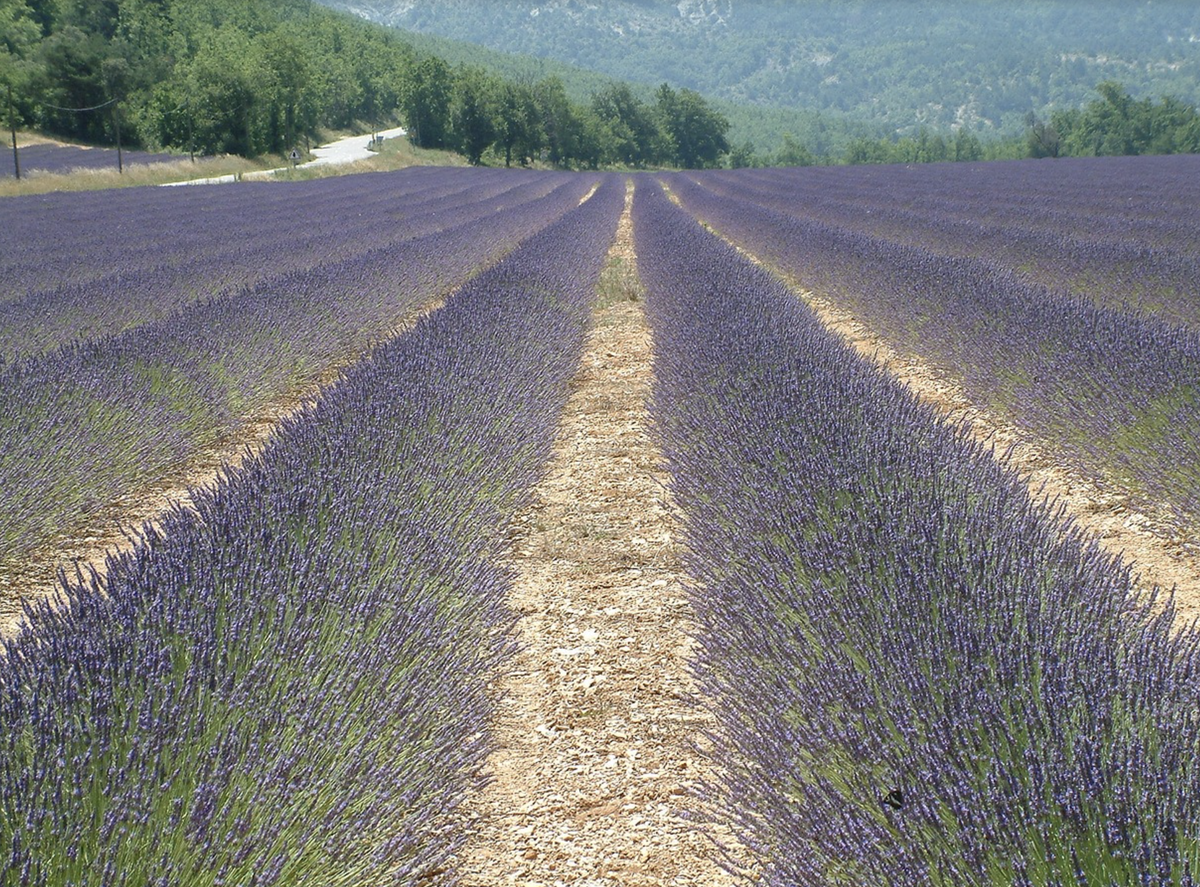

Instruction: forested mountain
[0,0,738,167]
[370,25,884,157]
[2,0,1196,169]
[317,0,1200,137]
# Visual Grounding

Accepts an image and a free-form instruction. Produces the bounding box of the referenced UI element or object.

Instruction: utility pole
[7,83,18,181]
[111,102,123,173]
[103,60,124,174]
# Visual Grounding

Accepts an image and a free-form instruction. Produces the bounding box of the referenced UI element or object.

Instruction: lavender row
[685,157,1200,329]
[0,170,562,358]
[664,171,1200,537]
[633,180,1200,886]
[0,171,597,583]
[1,142,179,178]
[0,174,624,885]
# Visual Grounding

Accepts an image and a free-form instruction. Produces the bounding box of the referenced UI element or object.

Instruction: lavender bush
[0,175,625,885]
[634,179,1200,886]
[663,170,1200,537]
[0,170,596,580]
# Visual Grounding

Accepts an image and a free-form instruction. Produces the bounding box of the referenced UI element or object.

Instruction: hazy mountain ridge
[330,0,733,32]
[317,0,1200,135]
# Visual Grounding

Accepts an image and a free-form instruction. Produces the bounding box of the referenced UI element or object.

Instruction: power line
[15,97,125,175]
[39,97,117,113]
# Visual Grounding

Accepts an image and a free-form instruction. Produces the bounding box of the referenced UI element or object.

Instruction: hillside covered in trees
[366,23,887,159]
[2,0,1198,169]
[321,0,1200,138]
[0,0,732,168]
[2,0,413,157]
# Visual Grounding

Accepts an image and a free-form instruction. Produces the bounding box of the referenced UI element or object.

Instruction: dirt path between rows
[797,288,1200,629]
[0,299,445,639]
[455,186,750,886]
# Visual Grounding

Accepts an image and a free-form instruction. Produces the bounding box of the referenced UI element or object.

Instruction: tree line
[1,0,729,169]
[729,82,1200,168]
[1025,81,1200,159]
[401,62,729,169]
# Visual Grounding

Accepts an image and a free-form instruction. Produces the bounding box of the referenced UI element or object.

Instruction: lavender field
[673,155,1200,329]
[664,157,1200,542]
[1,143,180,178]
[0,168,595,588]
[1,157,1198,885]
[635,179,1200,885]
[0,173,624,883]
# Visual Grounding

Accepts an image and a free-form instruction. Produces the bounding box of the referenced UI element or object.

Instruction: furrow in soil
[457,186,748,887]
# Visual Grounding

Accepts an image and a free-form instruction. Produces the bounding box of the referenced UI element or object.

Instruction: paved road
[299,126,407,168]
[162,126,408,186]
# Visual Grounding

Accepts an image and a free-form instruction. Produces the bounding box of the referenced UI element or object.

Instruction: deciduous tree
[451,65,495,165]
[401,55,452,149]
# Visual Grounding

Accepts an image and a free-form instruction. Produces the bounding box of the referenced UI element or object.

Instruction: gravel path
[455,185,750,886]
